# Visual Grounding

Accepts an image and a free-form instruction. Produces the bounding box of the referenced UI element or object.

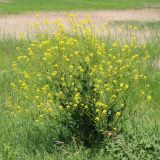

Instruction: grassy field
[0,18,160,159]
[112,21,160,30]
[0,0,160,14]
[0,1,160,159]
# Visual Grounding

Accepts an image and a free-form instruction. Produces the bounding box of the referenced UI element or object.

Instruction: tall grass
[0,16,160,159]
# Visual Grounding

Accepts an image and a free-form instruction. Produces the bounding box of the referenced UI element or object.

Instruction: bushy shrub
[8,15,150,146]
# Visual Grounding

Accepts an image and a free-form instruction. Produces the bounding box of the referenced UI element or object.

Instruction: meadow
[0,0,160,14]
[0,1,160,160]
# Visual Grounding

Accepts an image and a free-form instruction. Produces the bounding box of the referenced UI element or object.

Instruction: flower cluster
[8,15,151,145]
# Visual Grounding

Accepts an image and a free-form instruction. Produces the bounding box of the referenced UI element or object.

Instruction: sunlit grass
[0,16,160,159]
[0,0,160,14]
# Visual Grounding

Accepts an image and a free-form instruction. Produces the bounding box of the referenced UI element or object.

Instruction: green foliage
[6,16,151,148]
[0,19,160,159]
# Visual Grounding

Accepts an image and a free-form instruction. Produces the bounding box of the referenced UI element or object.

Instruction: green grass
[0,0,160,157]
[0,15,160,159]
[0,32,160,159]
[111,21,160,30]
[0,0,160,14]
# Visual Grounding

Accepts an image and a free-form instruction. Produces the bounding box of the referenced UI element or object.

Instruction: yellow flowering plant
[8,15,150,146]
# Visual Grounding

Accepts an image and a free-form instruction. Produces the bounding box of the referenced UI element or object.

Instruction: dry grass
[155,58,160,69]
[0,9,159,38]
[0,0,11,3]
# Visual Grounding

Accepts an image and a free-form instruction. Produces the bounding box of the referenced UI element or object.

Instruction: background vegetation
[0,1,160,159]
[0,0,160,14]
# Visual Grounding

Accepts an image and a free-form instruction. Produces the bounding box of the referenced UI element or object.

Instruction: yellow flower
[124,84,129,90]
[147,95,152,102]
[69,65,73,70]
[12,62,17,70]
[85,56,90,63]
[111,94,117,99]
[115,112,121,117]
[74,51,79,55]
[112,42,118,48]
[52,71,58,76]
[47,108,52,112]
[120,83,124,88]
[23,71,30,79]
[35,96,39,99]
[102,110,107,115]
[74,104,78,107]
[146,84,150,87]
[62,83,66,86]
[61,77,65,81]
[35,119,39,123]
[96,109,99,113]
[113,80,117,84]
[10,83,16,89]
[84,105,88,109]
[95,117,100,121]
[140,91,145,96]
[66,105,70,109]
[79,66,84,73]
[59,106,63,110]
[117,59,122,64]
[54,64,59,68]
[134,75,139,80]
[120,103,124,107]
[144,76,147,79]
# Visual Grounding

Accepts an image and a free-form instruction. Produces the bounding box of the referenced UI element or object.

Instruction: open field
[0,25,160,159]
[0,1,160,160]
[0,9,160,40]
[0,0,160,14]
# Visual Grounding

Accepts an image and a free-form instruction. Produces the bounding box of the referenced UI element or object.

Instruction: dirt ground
[0,9,159,38]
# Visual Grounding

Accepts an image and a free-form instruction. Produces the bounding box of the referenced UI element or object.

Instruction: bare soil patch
[0,9,159,38]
